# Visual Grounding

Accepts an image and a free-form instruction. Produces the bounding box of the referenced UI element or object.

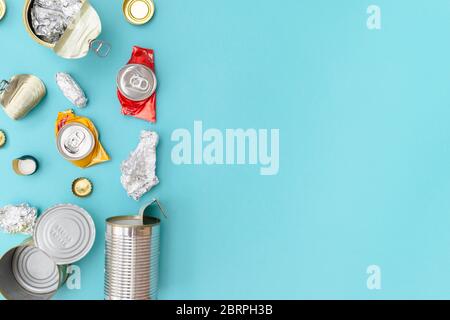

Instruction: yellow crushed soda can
[55,109,110,168]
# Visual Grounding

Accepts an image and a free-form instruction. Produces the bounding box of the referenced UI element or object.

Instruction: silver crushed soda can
[105,199,165,300]
[117,64,157,101]
[56,123,95,161]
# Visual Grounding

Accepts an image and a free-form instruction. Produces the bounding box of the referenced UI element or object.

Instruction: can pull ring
[89,39,111,58]
[0,80,9,93]
[139,198,168,220]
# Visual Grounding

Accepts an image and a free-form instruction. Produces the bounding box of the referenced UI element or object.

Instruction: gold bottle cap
[72,177,93,198]
[123,0,155,25]
[0,130,6,147]
[0,0,5,21]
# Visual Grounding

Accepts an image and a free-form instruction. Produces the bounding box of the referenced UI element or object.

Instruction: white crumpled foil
[0,204,38,235]
[121,131,159,201]
[56,72,88,108]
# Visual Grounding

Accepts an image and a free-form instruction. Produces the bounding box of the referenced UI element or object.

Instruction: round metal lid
[123,0,155,25]
[56,123,95,161]
[34,204,96,265]
[12,246,60,295]
[0,0,5,21]
[117,64,157,101]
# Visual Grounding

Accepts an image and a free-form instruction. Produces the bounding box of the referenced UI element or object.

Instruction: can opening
[107,215,160,226]
[0,246,59,300]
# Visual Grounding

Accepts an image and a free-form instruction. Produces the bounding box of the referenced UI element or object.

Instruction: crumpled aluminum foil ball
[31,0,83,44]
[0,204,38,235]
[56,72,88,108]
[121,131,159,201]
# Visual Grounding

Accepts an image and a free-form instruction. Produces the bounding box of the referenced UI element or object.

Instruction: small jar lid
[0,0,6,21]
[123,0,155,25]
[12,156,38,176]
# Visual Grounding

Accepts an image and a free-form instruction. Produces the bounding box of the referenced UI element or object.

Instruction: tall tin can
[104,199,165,300]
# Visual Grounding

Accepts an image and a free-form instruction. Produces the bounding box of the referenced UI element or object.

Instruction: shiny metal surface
[104,201,162,300]
[34,204,96,265]
[23,0,105,59]
[56,122,95,161]
[0,74,46,120]
[0,241,67,300]
[122,0,155,25]
[117,64,157,101]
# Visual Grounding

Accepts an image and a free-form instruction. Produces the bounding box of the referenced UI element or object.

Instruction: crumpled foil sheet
[121,131,159,201]
[31,0,83,44]
[0,204,38,235]
[56,72,88,108]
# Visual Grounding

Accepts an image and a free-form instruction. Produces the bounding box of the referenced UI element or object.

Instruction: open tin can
[105,199,166,300]
[0,204,96,300]
[23,0,110,59]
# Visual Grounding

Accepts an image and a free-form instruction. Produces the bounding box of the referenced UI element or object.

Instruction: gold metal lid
[0,130,6,147]
[0,0,6,21]
[123,0,155,25]
[72,177,93,197]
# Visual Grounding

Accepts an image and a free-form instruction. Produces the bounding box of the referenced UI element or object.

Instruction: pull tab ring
[139,198,168,220]
[89,39,111,58]
[0,80,9,92]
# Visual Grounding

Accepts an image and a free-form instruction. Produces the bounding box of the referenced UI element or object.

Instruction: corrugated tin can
[104,199,165,300]
[23,0,110,59]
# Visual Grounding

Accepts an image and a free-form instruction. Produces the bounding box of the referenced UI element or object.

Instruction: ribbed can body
[104,216,160,300]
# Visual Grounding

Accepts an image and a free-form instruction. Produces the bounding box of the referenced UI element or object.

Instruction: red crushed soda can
[117,46,157,122]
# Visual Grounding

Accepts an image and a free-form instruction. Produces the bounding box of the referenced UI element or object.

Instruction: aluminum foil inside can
[57,123,95,161]
[12,246,59,295]
[117,64,156,101]
[34,204,96,265]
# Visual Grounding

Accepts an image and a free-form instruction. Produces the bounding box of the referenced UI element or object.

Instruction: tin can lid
[33,204,96,265]
[0,130,6,147]
[0,0,5,21]
[72,177,93,197]
[57,122,95,161]
[122,0,155,25]
[117,64,157,101]
[12,246,60,295]
[12,155,39,176]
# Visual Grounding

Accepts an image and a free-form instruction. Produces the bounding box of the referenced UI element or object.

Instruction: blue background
[1,0,450,299]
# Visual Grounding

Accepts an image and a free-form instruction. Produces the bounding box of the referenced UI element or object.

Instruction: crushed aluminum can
[55,109,110,168]
[117,64,156,102]
[55,72,88,108]
[117,46,157,122]
[0,75,46,120]
[121,130,159,201]
[57,122,95,161]
[0,204,38,235]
